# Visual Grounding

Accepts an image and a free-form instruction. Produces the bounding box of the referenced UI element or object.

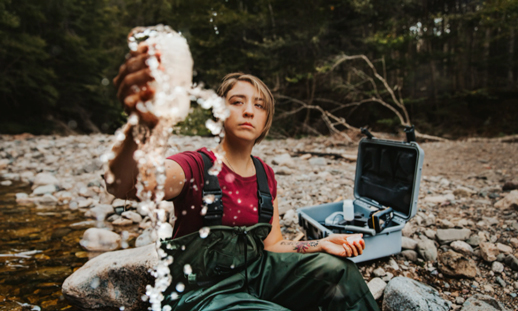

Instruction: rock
[382,277,451,311]
[84,204,114,221]
[494,190,518,209]
[466,235,480,247]
[55,191,73,203]
[510,238,518,248]
[79,228,120,251]
[402,223,416,237]
[460,294,507,311]
[453,187,475,197]
[34,194,59,205]
[479,242,499,262]
[451,241,474,254]
[417,239,438,262]
[135,228,156,248]
[496,243,513,255]
[76,198,95,209]
[0,158,10,169]
[32,184,57,195]
[272,153,295,168]
[1,180,12,186]
[69,220,97,230]
[401,250,418,262]
[299,153,312,160]
[33,172,59,187]
[121,211,142,223]
[491,261,504,273]
[372,267,386,277]
[62,244,157,311]
[424,194,455,204]
[439,219,455,228]
[439,251,477,278]
[436,228,471,244]
[504,255,518,271]
[275,167,293,175]
[112,218,134,226]
[401,237,418,250]
[424,229,437,240]
[308,157,327,166]
[281,209,298,226]
[483,217,499,226]
[382,272,394,282]
[502,181,518,191]
[387,258,399,271]
[423,213,436,226]
[367,277,386,300]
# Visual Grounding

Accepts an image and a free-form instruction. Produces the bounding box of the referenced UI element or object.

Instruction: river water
[0,181,86,310]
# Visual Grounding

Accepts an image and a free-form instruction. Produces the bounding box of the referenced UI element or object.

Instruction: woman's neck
[220,137,255,177]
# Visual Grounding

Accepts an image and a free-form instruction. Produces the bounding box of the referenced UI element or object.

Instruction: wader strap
[198,151,274,225]
[252,157,274,224]
[199,152,224,227]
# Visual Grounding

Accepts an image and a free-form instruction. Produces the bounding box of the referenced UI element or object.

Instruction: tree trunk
[483,28,491,88]
[508,27,515,89]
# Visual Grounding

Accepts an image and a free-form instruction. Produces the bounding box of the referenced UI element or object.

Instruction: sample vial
[343,199,355,221]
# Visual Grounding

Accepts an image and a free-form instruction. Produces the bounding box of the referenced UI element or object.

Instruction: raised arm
[105,43,185,201]
[263,198,365,257]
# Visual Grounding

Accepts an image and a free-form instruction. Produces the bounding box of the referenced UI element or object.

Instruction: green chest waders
[161,152,274,295]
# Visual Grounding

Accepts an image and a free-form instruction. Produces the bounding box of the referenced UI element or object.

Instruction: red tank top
[167,147,277,238]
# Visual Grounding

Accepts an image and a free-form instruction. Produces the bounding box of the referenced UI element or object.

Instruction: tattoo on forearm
[280,241,319,253]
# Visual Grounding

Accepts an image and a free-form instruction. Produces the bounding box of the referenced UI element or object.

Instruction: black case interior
[357,142,417,217]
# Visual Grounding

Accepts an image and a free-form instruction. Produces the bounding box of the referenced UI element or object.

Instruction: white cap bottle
[343,199,355,222]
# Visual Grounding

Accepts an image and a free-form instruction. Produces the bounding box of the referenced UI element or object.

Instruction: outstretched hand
[113,42,160,128]
[320,234,365,257]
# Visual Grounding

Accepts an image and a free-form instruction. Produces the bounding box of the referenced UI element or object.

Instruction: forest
[1,0,517,138]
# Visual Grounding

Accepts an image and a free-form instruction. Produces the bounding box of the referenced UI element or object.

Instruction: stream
[0,181,86,310]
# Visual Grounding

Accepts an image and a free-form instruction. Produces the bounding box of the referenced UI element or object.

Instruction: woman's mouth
[240,122,254,128]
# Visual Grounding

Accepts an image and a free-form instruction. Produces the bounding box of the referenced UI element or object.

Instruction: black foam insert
[357,143,417,216]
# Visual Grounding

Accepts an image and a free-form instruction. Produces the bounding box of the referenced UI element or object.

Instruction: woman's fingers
[117,68,155,103]
[354,241,363,255]
[342,243,353,257]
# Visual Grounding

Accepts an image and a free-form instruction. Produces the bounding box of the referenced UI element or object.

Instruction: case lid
[354,138,424,221]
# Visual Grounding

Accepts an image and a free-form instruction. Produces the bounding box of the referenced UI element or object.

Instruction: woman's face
[223,81,268,144]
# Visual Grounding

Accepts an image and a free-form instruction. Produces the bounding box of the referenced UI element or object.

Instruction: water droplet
[230,264,235,269]
[234,216,237,220]
[237,199,242,204]
[199,227,210,238]
[176,282,185,292]
[120,307,125,311]
[141,295,149,301]
[181,245,186,251]
[200,206,207,215]
[163,306,172,311]
[171,292,179,300]
[182,210,187,215]
[236,191,239,194]
[203,194,215,204]
[183,264,192,275]
[191,205,195,209]
[213,12,217,16]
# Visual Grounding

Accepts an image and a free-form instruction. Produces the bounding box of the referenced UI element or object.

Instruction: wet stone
[461,294,507,311]
[382,277,451,311]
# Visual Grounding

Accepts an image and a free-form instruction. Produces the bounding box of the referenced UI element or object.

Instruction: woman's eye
[255,103,265,109]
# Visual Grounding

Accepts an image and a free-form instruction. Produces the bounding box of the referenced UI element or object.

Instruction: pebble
[1,180,12,186]
[491,261,504,273]
[367,277,386,300]
[450,240,473,254]
[479,242,499,262]
[436,228,471,244]
[308,157,326,166]
[401,237,418,250]
[417,239,437,262]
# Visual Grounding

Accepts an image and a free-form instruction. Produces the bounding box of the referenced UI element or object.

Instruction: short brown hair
[217,73,275,144]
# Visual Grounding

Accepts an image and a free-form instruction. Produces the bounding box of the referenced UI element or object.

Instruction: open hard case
[298,131,424,263]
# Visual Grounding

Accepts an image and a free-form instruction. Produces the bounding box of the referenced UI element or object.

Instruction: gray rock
[373,267,386,277]
[460,294,507,311]
[401,250,418,262]
[112,218,134,226]
[308,157,327,166]
[32,184,57,195]
[424,229,437,240]
[453,187,474,197]
[272,153,296,168]
[450,241,474,254]
[402,223,416,237]
[401,237,418,250]
[381,272,394,282]
[1,180,12,186]
[424,194,455,204]
[439,250,477,278]
[492,261,504,273]
[62,244,157,311]
[466,235,480,247]
[436,228,471,244]
[84,204,114,221]
[135,228,156,248]
[79,228,120,251]
[504,255,518,271]
[496,243,512,255]
[34,193,59,205]
[33,172,59,187]
[367,277,386,300]
[122,211,143,223]
[417,239,438,262]
[382,277,451,311]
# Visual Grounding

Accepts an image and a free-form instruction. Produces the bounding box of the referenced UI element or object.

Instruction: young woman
[109,43,380,311]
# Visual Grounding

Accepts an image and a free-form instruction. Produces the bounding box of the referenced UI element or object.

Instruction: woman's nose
[243,101,254,116]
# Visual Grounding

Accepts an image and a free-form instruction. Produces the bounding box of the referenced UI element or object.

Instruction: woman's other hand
[321,234,365,257]
[113,43,160,128]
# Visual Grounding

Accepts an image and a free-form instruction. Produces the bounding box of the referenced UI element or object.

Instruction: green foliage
[174,104,213,137]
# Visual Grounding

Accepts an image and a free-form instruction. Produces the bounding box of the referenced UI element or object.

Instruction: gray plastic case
[298,137,424,263]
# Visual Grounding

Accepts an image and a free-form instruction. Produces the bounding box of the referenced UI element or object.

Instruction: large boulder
[382,277,451,311]
[62,244,158,311]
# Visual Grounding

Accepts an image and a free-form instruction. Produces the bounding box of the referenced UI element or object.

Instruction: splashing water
[199,227,211,239]
[100,24,229,311]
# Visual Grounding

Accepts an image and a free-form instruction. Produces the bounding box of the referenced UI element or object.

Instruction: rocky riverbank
[1,133,518,310]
